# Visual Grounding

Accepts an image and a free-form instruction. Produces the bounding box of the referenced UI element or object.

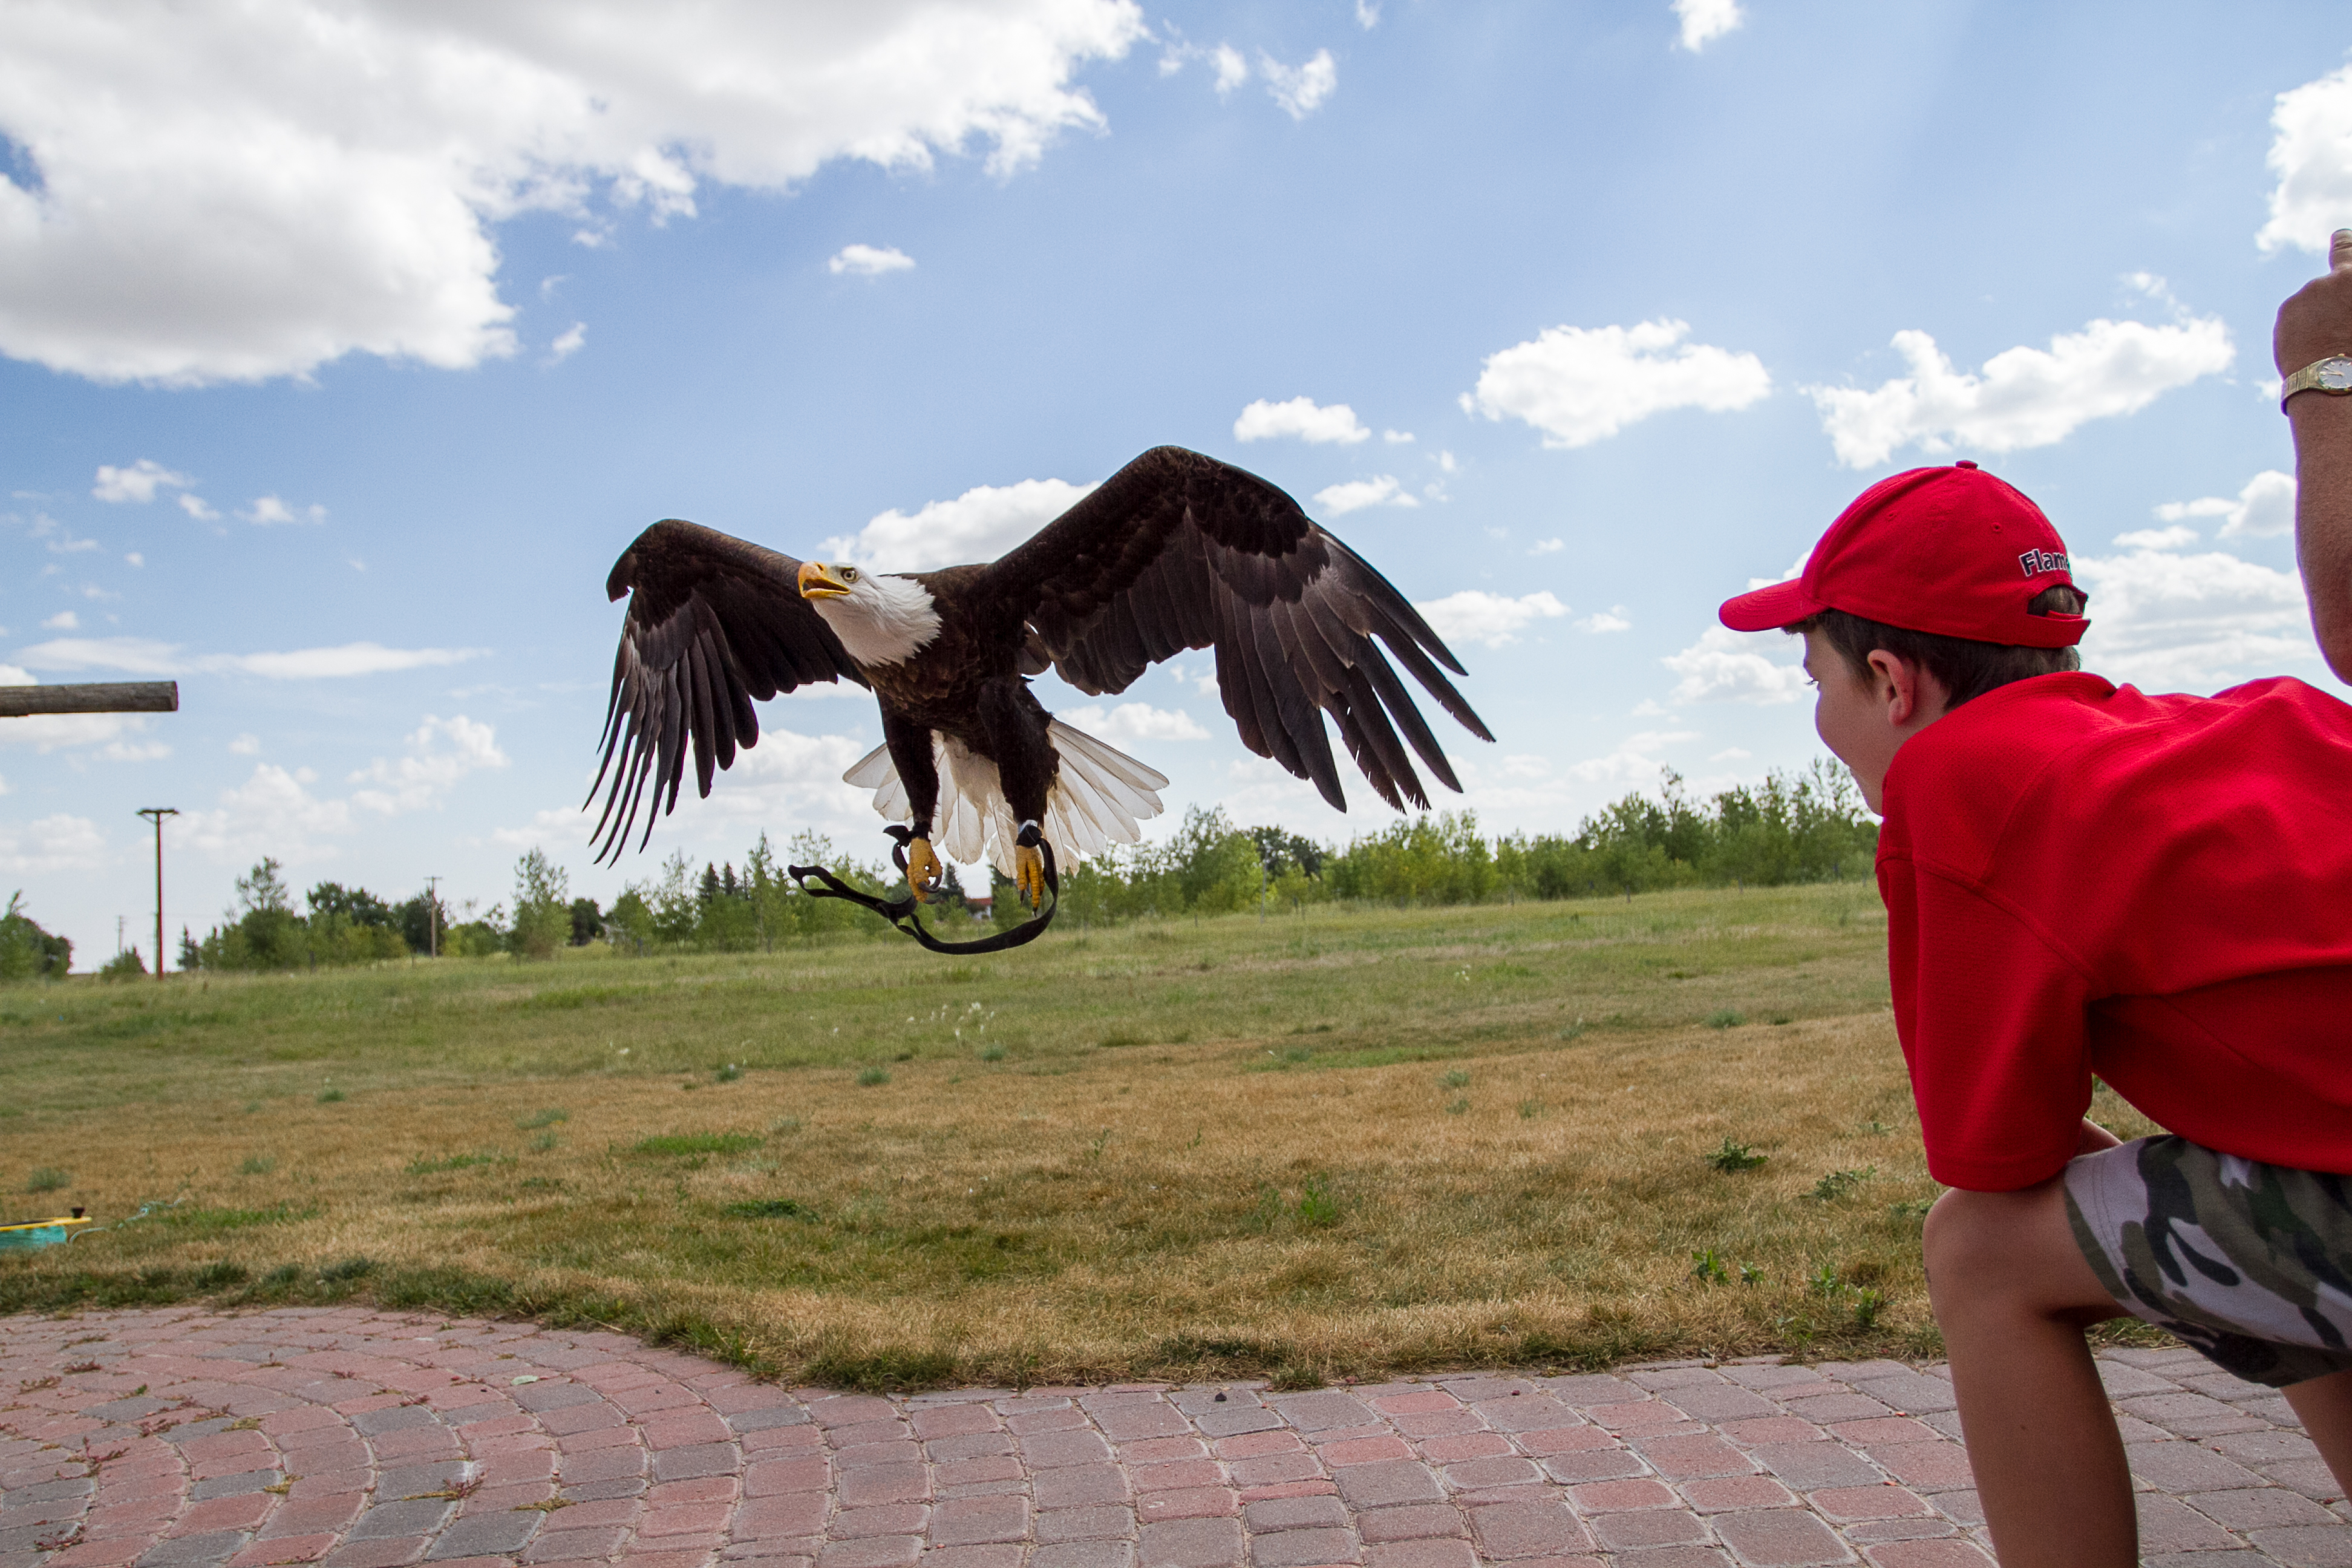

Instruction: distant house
[965,895,993,919]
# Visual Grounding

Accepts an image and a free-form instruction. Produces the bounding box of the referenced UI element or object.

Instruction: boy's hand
[2274,229,2352,376]
[2074,1118,2122,1157]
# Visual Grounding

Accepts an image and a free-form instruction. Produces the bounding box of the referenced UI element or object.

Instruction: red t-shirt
[1877,671,2352,1191]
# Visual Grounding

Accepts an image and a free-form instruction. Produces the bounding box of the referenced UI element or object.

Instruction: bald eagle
[592,446,1494,906]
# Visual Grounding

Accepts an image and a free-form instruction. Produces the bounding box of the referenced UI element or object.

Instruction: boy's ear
[1866,649,1944,727]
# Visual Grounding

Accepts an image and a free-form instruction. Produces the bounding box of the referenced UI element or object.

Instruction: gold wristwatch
[2281,354,2352,411]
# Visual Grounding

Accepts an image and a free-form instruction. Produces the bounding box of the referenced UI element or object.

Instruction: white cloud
[2074,541,2321,694]
[183,765,354,864]
[14,637,487,679]
[125,552,143,568]
[229,733,261,755]
[349,714,508,814]
[1672,0,1743,51]
[1567,729,1700,785]
[1166,660,1219,697]
[241,495,326,526]
[0,813,108,876]
[99,739,171,763]
[2154,469,2296,540]
[1662,626,1810,705]
[1576,606,1633,634]
[177,494,220,521]
[0,665,29,685]
[1805,312,2233,469]
[0,707,149,754]
[2260,62,2352,255]
[1463,318,1771,449]
[1529,538,1564,555]
[1355,1,1380,27]
[1212,44,1250,96]
[2113,525,2199,553]
[1313,475,1419,515]
[1261,50,1337,120]
[0,2,1145,386]
[92,459,191,503]
[1061,702,1209,741]
[829,244,916,278]
[546,321,587,362]
[1710,746,1752,762]
[41,610,77,631]
[1234,396,1370,445]
[1382,430,1414,444]
[1412,590,1567,648]
[822,477,1096,572]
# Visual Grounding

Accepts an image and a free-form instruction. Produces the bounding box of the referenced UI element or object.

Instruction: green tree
[0,892,71,981]
[509,848,570,960]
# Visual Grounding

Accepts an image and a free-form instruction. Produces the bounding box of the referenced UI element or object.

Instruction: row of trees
[2,762,1880,978]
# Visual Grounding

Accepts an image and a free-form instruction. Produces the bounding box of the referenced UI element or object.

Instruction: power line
[136,808,178,981]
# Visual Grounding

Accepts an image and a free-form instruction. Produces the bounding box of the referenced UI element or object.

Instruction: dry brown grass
[0,884,2158,1386]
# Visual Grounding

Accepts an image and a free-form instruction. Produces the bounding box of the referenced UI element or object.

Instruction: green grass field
[0,883,2158,1388]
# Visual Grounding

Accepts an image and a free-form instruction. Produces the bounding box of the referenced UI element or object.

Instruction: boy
[1718,462,2352,1566]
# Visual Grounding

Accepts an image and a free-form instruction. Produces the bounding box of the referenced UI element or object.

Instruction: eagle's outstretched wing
[985,446,1494,812]
[592,520,867,861]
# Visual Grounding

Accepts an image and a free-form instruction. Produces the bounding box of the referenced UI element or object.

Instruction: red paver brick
[1371,1394,1460,1416]
[1321,1437,1410,1467]
[1416,1434,1511,1465]
[1214,1432,1303,1461]
[1568,1478,1675,1512]
[1134,1486,1236,1523]
[1131,1462,1223,1492]
[1681,1474,1797,1512]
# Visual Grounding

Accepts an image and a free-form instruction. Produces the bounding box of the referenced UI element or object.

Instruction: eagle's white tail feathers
[840,719,1171,878]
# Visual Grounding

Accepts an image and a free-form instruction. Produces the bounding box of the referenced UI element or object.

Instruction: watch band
[2281,354,2352,411]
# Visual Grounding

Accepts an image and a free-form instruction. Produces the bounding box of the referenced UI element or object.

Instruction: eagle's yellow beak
[798,561,853,600]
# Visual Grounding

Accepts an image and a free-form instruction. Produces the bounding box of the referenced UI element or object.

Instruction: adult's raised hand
[2279,227,2352,684]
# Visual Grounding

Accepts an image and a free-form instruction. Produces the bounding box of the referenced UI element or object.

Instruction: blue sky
[4,1,2350,965]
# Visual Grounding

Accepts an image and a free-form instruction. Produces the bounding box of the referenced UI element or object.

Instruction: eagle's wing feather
[985,446,1493,812]
[592,520,867,861]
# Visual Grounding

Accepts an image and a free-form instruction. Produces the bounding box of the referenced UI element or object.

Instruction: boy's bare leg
[2284,1370,2352,1497]
[1924,1180,2136,1567]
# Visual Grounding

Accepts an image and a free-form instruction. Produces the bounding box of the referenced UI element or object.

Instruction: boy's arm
[1885,858,2099,1191]
[2274,229,2352,684]
[2076,1119,2121,1156]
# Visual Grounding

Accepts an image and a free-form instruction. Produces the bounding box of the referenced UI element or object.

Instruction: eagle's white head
[796,561,942,667]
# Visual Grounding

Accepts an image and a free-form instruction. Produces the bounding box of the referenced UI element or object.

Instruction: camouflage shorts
[2065,1135,2352,1388]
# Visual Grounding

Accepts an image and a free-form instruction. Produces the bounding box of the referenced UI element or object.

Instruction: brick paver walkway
[2,1310,2347,1568]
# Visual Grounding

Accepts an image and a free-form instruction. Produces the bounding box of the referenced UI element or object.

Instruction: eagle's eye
[841,567,860,583]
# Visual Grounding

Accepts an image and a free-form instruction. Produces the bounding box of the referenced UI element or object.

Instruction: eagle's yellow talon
[1015,843,1046,907]
[907,837,944,903]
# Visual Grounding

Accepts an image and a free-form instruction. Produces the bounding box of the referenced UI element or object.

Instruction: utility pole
[137,808,178,981]
[425,876,440,958]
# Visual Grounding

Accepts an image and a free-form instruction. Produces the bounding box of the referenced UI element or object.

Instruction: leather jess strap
[788,822,1060,955]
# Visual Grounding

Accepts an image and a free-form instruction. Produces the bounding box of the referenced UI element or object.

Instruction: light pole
[425,875,441,957]
[136,807,178,981]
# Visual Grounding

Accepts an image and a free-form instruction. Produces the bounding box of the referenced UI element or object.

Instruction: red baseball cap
[1719,462,2088,648]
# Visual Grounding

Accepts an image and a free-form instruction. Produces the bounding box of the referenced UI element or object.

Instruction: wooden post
[137,808,179,981]
[0,682,178,717]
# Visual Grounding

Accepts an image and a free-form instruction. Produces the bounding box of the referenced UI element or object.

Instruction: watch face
[2321,358,2352,392]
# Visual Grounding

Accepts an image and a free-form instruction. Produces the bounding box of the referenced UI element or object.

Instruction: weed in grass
[1558,1018,1587,1041]
[1444,1097,1469,1116]
[805,1344,956,1393]
[724,1199,818,1220]
[1518,1100,1542,1119]
[237,1155,276,1177]
[769,1117,803,1134]
[1769,1014,1794,1025]
[1268,1362,1325,1391]
[1439,1069,1471,1089]
[515,1109,569,1131]
[1690,1247,1729,1284]
[856,1066,890,1087]
[978,1044,1006,1063]
[1706,1138,1768,1173]
[407,1152,500,1175]
[1851,1289,1887,1330]
[25,1168,68,1193]
[1808,1263,1843,1296]
[716,1063,744,1082]
[1810,1166,1876,1202]
[1861,1119,1889,1135]
[1705,1008,1746,1030]
[317,1088,347,1104]
[1296,1177,1339,1228]
[1739,1262,1765,1285]
[633,1132,762,1157]
[531,1132,560,1152]
[241,1102,260,1113]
